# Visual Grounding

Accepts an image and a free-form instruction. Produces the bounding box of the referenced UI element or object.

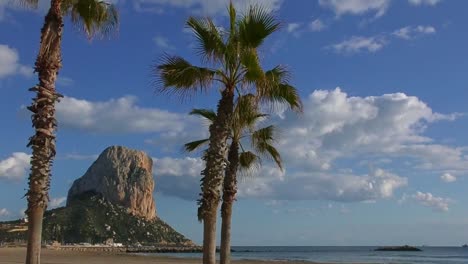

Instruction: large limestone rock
[67,146,156,220]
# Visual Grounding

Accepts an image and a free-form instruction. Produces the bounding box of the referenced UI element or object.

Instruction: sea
[149,246,468,264]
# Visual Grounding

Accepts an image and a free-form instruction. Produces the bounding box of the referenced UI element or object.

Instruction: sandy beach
[0,248,325,264]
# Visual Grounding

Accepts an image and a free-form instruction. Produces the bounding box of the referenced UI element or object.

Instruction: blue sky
[1,0,468,246]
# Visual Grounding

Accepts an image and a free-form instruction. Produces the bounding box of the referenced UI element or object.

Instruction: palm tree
[186,94,300,264]
[155,3,301,263]
[23,0,118,263]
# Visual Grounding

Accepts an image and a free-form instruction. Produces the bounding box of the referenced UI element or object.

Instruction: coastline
[0,247,333,264]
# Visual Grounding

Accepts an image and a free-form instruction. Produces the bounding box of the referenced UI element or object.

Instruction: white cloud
[49,197,66,208]
[0,208,10,217]
[0,152,30,181]
[0,0,12,21]
[286,19,326,37]
[287,23,301,33]
[309,19,326,32]
[440,173,456,183]
[393,25,436,40]
[153,88,466,203]
[319,0,391,17]
[153,35,175,50]
[153,157,204,200]
[412,191,451,212]
[237,167,407,202]
[57,76,74,87]
[0,44,33,79]
[62,153,99,161]
[155,155,407,202]
[331,36,386,54]
[408,0,441,6]
[134,0,282,15]
[55,95,201,135]
[276,88,467,176]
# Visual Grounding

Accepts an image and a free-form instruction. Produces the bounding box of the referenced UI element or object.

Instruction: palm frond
[240,48,263,84]
[238,4,281,48]
[64,0,119,39]
[155,55,216,97]
[238,151,261,176]
[186,17,226,63]
[250,125,283,170]
[233,94,262,131]
[257,65,303,112]
[190,108,217,122]
[184,139,210,152]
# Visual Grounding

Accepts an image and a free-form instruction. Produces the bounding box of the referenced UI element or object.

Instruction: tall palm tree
[156,3,301,263]
[186,94,300,264]
[23,0,118,263]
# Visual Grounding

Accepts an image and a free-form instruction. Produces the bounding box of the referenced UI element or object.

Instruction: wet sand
[0,247,325,264]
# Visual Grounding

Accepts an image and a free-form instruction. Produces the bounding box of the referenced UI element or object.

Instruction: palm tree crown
[185,95,283,173]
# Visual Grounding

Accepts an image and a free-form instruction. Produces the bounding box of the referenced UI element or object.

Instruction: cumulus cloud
[238,168,407,202]
[49,197,66,208]
[277,88,466,173]
[0,152,30,181]
[0,208,10,217]
[153,157,204,200]
[155,156,407,202]
[287,23,301,33]
[393,25,436,40]
[0,44,33,79]
[440,173,456,183]
[153,35,175,50]
[309,19,326,32]
[330,25,436,54]
[134,0,282,15]
[411,191,451,212]
[153,88,465,203]
[61,153,99,161]
[286,19,326,37]
[57,76,74,87]
[331,36,386,54]
[319,0,391,17]
[408,0,441,6]
[55,95,201,135]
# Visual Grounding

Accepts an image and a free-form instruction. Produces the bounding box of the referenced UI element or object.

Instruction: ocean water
[151,246,468,264]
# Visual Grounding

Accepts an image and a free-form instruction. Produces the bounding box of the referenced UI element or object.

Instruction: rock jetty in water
[67,146,156,220]
[375,245,422,251]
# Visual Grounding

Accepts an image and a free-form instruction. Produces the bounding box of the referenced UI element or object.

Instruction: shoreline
[0,247,332,264]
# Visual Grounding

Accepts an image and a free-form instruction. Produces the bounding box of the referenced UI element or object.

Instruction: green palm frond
[184,139,210,152]
[64,0,119,38]
[263,83,302,112]
[251,125,283,170]
[190,108,217,122]
[156,55,216,96]
[240,48,263,84]
[257,65,302,112]
[233,94,264,132]
[238,151,261,173]
[186,17,226,63]
[238,4,281,48]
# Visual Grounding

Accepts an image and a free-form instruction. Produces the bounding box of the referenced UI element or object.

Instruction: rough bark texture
[199,88,234,264]
[220,141,239,264]
[25,0,63,262]
[67,146,156,220]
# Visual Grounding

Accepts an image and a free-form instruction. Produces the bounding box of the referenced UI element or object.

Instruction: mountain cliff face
[67,146,156,220]
[1,146,195,246]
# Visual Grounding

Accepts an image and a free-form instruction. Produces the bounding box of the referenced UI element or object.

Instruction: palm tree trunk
[199,88,235,264]
[25,0,63,263]
[220,141,239,264]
